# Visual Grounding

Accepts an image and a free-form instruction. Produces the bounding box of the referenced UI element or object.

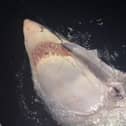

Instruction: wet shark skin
[23,19,126,126]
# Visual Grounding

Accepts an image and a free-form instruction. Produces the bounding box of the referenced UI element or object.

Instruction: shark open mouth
[31,42,72,66]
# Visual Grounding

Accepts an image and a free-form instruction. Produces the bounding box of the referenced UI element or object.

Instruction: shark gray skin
[23,19,126,126]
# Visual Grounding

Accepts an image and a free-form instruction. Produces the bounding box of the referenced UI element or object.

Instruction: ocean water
[1,2,126,126]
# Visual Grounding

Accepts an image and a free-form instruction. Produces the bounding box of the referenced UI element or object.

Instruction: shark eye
[109,86,124,100]
[113,87,123,98]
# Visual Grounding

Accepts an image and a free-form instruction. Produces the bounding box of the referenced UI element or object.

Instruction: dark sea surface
[0,1,126,126]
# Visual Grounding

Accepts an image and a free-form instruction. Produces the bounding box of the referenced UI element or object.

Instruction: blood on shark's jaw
[31,42,72,66]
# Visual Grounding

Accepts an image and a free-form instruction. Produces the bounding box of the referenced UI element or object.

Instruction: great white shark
[23,19,126,126]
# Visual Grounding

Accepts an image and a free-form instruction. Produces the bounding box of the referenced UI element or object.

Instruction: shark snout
[23,19,44,34]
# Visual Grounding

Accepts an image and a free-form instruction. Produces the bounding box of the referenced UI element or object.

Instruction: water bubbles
[77,21,82,25]
[34,98,40,103]
[110,51,119,62]
[113,51,119,57]
[96,18,104,26]
[67,27,73,32]
[66,26,92,49]
[73,18,85,25]
[89,17,104,26]
[122,44,126,48]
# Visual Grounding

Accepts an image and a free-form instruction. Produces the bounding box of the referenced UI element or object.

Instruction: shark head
[23,19,126,126]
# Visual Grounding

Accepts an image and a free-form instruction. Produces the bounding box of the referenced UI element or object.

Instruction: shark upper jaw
[23,19,70,66]
[23,19,62,54]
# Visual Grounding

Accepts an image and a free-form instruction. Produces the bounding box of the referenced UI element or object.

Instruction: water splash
[56,24,93,49]
[89,17,104,26]
[16,59,58,126]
